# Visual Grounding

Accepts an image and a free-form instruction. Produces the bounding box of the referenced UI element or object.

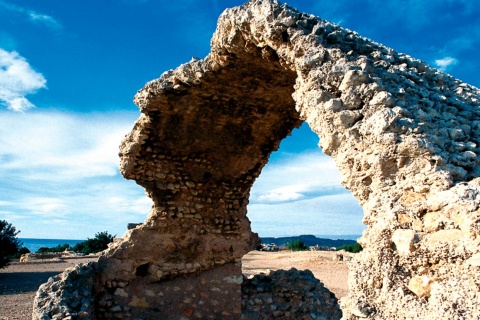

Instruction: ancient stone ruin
[242,268,341,319]
[33,0,480,319]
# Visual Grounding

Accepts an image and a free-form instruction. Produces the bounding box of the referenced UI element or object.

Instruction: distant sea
[18,235,360,253]
[19,238,86,253]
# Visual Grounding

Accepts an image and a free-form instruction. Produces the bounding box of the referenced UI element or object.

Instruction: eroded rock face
[33,262,96,320]
[33,0,480,319]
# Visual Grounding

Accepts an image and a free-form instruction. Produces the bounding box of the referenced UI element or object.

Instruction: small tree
[72,231,115,254]
[287,239,308,251]
[336,242,363,253]
[0,220,21,268]
[37,243,71,253]
[10,246,30,259]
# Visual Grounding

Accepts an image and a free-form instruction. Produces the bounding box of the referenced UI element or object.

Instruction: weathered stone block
[408,276,435,298]
[391,229,418,255]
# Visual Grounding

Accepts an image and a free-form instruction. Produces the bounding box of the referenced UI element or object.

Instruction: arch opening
[247,122,365,239]
[242,122,365,317]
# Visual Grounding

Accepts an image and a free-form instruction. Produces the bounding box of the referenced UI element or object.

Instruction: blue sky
[0,0,479,239]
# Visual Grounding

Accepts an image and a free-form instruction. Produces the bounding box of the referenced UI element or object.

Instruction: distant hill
[260,234,357,248]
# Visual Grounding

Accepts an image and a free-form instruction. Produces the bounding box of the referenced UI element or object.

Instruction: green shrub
[0,220,21,268]
[287,239,308,251]
[37,243,71,253]
[10,246,31,259]
[336,242,363,253]
[72,231,115,254]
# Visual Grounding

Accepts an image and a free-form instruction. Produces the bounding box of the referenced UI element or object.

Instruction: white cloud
[28,12,62,30]
[434,56,459,72]
[0,49,46,111]
[250,150,346,203]
[254,182,350,204]
[0,110,152,238]
[257,184,309,203]
[21,197,68,216]
[0,110,130,179]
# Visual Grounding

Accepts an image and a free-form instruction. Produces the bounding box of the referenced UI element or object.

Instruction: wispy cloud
[28,12,62,30]
[0,111,127,177]
[20,197,68,217]
[0,110,152,238]
[0,1,62,30]
[0,49,46,111]
[250,150,347,203]
[256,184,309,203]
[255,184,350,204]
[434,56,459,72]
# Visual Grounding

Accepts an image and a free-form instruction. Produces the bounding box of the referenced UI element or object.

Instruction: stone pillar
[92,35,302,318]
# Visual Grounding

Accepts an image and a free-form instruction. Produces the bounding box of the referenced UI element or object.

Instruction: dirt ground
[0,257,97,320]
[242,250,349,299]
[0,251,348,320]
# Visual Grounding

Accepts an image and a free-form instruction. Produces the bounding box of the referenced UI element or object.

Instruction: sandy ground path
[242,250,349,299]
[0,251,348,319]
[0,258,97,320]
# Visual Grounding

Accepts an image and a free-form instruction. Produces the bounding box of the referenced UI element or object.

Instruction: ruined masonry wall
[33,0,480,319]
[242,268,341,319]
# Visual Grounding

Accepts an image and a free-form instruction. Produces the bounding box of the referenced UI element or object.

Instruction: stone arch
[34,0,480,319]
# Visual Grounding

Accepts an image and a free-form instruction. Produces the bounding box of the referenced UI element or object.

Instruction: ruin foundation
[34,0,480,319]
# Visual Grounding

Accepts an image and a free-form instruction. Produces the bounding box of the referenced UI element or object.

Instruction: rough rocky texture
[242,268,341,319]
[33,262,96,320]
[34,0,480,319]
[96,262,243,319]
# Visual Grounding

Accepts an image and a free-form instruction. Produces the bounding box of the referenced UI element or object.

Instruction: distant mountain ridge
[260,234,358,248]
